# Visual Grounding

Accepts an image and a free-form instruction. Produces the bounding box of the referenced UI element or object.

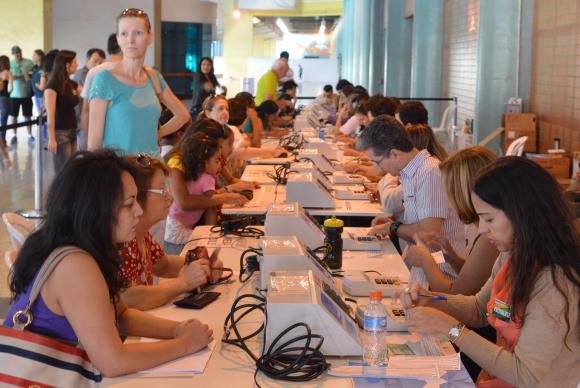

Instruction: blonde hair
[116,8,152,32]
[439,146,497,224]
[405,123,448,161]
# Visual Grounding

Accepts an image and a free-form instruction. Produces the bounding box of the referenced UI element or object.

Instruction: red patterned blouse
[118,232,165,286]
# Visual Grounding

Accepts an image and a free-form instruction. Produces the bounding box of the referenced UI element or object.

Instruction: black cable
[210,216,265,238]
[265,163,291,185]
[239,247,262,282]
[278,132,304,152]
[222,294,330,387]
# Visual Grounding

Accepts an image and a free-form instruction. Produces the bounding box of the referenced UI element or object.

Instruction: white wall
[161,0,217,25]
[51,0,218,69]
[51,0,157,67]
[440,0,479,128]
[246,58,339,98]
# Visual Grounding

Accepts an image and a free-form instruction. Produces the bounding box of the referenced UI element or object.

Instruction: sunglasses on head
[136,153,153,168]
[120,8,147,17]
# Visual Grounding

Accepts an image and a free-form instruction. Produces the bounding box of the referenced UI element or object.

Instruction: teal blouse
[89,69,167,155]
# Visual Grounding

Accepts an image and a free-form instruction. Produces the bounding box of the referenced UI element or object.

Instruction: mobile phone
[185,246,207,265]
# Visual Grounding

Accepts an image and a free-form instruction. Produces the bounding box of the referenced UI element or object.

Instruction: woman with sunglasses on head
[164,127,248,254]
[401,157,580,387]
[4,150,213,377]
[202,95,286,159]
[88,8,189,155]
[117,155,224,310]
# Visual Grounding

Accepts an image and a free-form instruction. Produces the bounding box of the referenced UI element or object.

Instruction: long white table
[104,229,474,387]
[221,185,384,218]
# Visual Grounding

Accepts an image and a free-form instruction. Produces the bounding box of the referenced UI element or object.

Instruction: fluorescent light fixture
[317,20,326,43]
[318,20,326,35]
[276,18,290,35]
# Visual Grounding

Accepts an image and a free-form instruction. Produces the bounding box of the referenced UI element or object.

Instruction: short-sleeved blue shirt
[89,69,167,155]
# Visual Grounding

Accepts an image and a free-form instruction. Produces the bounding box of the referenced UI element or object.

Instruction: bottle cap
[323,217,344,228]
[369,290,382,301]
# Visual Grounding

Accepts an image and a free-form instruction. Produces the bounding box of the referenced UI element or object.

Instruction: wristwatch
[389,221,403,238]
[448,322,466,343]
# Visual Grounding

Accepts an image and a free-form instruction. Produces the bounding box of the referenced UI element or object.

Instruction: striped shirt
[399,149,465,259]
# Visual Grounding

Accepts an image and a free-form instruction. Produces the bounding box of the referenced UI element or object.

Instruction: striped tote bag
[0,246,102,387]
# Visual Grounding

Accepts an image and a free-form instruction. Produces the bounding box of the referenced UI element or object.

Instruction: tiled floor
[1,126,56,304]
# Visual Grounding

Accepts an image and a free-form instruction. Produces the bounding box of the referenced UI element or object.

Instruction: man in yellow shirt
[255,59,288,106]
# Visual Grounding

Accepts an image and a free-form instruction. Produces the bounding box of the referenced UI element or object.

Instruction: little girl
[164,126,248,254]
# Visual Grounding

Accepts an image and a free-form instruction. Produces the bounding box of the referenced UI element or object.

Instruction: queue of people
[1,6,578,387]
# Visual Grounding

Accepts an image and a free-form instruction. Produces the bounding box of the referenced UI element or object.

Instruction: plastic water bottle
[363,290,388,366]
[319,126,326,139]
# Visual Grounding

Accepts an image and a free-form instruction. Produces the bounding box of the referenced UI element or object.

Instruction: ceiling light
[233,9,241,18]
[276,18,290,35]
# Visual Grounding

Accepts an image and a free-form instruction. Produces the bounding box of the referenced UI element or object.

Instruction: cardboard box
[502,113,537,153]
[528,154,571,179]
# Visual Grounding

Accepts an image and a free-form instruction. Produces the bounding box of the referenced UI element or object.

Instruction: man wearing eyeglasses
[357,115,465,261]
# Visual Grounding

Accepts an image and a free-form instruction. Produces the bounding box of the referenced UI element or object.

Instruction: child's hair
[189,117,233,141]
[256,100,279,121]
[181,132,220,181]
[228,98,248,126]
[235,91,256,109]
[124,154,169,206]
[159,107,191,144]
[167,119,225,181]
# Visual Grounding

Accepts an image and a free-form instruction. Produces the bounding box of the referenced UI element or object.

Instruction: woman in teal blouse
[88,8,188,155]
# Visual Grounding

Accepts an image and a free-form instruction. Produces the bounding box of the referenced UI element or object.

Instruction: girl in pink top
[164,120,248,254]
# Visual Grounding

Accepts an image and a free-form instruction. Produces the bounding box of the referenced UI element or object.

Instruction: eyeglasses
[371,155,387,167]
[141,184,171,200]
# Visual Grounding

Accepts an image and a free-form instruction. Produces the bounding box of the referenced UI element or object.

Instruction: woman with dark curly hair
[4,149,213,377]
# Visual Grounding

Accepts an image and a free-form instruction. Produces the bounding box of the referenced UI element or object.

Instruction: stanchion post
[34,115,43,213]
[19,115,44,220]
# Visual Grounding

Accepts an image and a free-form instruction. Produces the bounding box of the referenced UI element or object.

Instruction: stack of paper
[139,340,216,377]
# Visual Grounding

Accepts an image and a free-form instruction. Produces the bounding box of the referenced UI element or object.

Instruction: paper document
[389,353,461,372]
[139,340,215,375]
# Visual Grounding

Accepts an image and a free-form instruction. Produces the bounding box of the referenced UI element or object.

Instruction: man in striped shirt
[357,115,465,259]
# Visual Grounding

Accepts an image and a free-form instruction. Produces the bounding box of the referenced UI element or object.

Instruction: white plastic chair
[505,136,528,157]
[433,103,457,151]
[2,212,35,250]
[3,249,18,270]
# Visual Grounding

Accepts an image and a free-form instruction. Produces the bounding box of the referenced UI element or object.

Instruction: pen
[403,287,447,301]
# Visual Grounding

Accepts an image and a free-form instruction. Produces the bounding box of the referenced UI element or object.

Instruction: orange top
[477,258,522,388]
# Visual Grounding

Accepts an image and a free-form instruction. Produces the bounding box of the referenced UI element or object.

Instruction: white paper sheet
[138,340,216,376]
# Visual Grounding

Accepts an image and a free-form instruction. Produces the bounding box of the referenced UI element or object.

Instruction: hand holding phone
[182,247,211,291]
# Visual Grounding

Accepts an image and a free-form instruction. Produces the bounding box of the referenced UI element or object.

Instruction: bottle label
[364,316,386,331]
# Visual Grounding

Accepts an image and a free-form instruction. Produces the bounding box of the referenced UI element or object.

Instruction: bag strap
[144,66,162,98]
[12,246,84,330]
